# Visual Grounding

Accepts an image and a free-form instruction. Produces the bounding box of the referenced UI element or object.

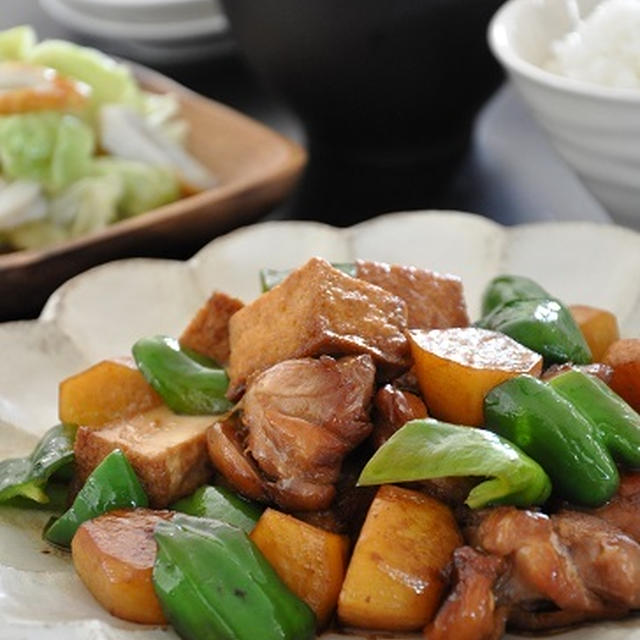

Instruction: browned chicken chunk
[356,259,469,330]
[371,383,427,449]
[590,472,640,542]
[425,547,508,640]
[180,291,244,364]
[207,355,376,512]
[227,258,409,398]
[74,406,214,507]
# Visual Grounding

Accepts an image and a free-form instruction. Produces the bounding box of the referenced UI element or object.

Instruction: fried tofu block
[59,357,162,427]
[180,291,244,364]
[228,257,410,398]
[356,260,469,330]
[74,406,214,507]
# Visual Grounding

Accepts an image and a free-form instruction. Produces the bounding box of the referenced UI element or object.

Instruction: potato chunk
[603,339,640,412]
[227,257,410,398]
[180,291,244,364]
[356,260,469,330]
[570,305,620,362]
[59,357,162,427]
[409,327,543,426]
[74,406,214,507]
[72,508,172,624]
[250,508,349,628]
[337,485,462,631]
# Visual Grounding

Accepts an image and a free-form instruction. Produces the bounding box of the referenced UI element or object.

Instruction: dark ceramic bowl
[221,0,504,221]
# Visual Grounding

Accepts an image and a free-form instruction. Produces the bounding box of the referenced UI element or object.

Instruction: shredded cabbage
[92,157,180,217]
[0,26,36,61]
[27,40,141,113]
[0,111,95,194]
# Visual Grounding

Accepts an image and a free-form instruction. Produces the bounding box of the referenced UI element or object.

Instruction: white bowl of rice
[489,0,640,229]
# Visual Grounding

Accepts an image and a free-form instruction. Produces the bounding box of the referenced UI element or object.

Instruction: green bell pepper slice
[171,485,263,533]
[44,449,148,547]
[357,418,551,509]
[477,298,592,365]
[260,263,357,292]
[549,368,640,468]
[132,335,233,415]
[0,423,76,504]
[484,375,619,507]
[481,274,549,316]
[153,514,316,640]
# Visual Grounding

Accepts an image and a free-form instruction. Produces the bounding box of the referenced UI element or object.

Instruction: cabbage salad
[0,26,216,252]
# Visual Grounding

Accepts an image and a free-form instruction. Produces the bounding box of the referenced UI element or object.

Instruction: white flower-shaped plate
[1,211,640,640]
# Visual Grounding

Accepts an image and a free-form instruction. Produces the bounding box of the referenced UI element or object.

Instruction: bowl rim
[488,0,640,104]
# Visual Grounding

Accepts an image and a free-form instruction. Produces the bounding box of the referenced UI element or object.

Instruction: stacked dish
[39,0,232,64]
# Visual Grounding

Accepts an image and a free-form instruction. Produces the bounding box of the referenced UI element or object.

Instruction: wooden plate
[0,63,306,321]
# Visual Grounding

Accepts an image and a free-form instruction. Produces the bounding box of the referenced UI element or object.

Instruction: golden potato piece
[59,357,162,427]
[227,257,410,399]
[603,339,640,413]
[570,305,620,362]
[409,327,543,427]
[71,508,172,624]
[180,291,244,365]
[338,485,462,631]
[250,508,349,628]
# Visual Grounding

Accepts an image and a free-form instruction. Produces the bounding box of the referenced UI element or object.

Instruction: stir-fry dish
[2,257,640,640]
[0,25,216,252]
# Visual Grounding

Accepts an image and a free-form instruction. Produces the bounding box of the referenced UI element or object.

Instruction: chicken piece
[74,406,214,508]
[242,355,376,511]
[552,510,640,609]
[206,418,268,502]
[371,383,427,448]
[590,473,640,543]
[180,291,243,365]
[425,547,508,640]
[356,259,469,330]
[469,507,601,613]
[227,258,409,398]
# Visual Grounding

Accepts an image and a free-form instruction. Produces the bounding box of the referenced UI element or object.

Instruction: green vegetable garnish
[0,423,76,504]
[172,486,263,533]
[133,335,233,416]
[357,418,551,509]
[153,514,316,640]
[549,368,640,468]
[477,275,592,365]
[484,375,619,507]
[45,449,147,547]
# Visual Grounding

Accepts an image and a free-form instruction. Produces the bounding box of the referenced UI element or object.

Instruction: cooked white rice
[547,0,640,89]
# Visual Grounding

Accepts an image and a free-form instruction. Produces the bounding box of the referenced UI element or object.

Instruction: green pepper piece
[45,449,147,547]
[260,263,357,292]
[484,375,619,507]
[357,418,551,509]
[132,335,233,415]
[153,514,316,640]
[481,275,550,316]
[549,369,640,468]
[0,424,76,504]
[477,298,592,365]
[171,485,263,533]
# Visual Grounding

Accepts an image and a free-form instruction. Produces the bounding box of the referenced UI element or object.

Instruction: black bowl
[221,0,504,221]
